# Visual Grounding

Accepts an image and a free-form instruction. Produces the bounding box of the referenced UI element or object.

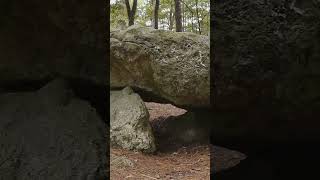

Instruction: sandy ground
[110,102,211,180]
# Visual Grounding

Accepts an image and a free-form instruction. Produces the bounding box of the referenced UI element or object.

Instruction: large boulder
[211,0,320,140]
[110,26,210,108]
[0,79,107,180]
[0,0,106,86]
[213,0,320,110]
[110,87,156,153]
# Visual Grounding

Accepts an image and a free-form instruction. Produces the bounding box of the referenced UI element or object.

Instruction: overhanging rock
[110,26,210,108]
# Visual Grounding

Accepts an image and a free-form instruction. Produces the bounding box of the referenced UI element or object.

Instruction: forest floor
[110,102,211,180]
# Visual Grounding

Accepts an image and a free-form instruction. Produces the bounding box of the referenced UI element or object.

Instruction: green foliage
[110,0,209,35]
[110,0,127,29]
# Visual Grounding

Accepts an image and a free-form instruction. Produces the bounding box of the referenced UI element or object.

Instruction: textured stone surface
[0,79,107,180]
[211,0,320,140]
[110,87,156,153]
[212,145,246,173]
[0,0,106,86]
[110,25,210,108]
[213,0,320,110]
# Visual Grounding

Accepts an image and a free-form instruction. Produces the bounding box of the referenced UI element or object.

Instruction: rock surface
[110,25,210,108]
[0,0,106,86]
[213,0,320,110]
[211,0,320,140]
[212,146,246,173]
[0,79,107,180]
[110,87,156,153]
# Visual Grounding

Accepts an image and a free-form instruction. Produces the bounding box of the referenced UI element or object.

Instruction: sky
[110,0,149,5]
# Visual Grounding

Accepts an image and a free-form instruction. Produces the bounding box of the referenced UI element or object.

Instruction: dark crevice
[67,78,108,121]
[0,78,53,93]
[110,86,174,104]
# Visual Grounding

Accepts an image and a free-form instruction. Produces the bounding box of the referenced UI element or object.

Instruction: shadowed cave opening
[145,102,209,151]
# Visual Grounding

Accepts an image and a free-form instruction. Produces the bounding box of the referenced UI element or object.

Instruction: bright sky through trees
[110,0,209,35]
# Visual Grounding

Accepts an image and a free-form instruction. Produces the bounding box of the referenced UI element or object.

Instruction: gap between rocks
[110,101,211,179]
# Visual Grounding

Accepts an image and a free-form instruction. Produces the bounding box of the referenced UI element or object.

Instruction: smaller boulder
[212,145,247,173]
[110,87,156,153]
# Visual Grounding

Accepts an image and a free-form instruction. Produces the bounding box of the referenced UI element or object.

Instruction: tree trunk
[125,0,138,26]
[191,13,194,32]
[182,0,185,31]
[150,0,154,26]
[195,0,201,34]
[154,0,159,29]
[167,15,170,30]
[162,19,165,29]
[182,1,194,33]
[174,0,183,32]
[169,0,174,30]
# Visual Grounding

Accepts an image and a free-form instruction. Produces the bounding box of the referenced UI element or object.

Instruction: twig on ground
[140,173,158,179]
[185,158,202,166]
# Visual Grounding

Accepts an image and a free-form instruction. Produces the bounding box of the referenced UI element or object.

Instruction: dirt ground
[110,102,211,180]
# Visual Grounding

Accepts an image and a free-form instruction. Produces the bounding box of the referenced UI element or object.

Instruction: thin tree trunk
[195,0,201,34]
[150,0,154,26]
[154,0,160,29]
[125,0,138,26]
[174,0,182,32]
[182,1,194,33]
[162,19,165,29]
[191,13,194,32]
[167,15,170,30]
[169,0,174,30]
[131,0,138,25]
[182,0,185,31]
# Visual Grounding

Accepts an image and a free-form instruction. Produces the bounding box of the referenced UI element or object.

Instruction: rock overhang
[110,25,210,109]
